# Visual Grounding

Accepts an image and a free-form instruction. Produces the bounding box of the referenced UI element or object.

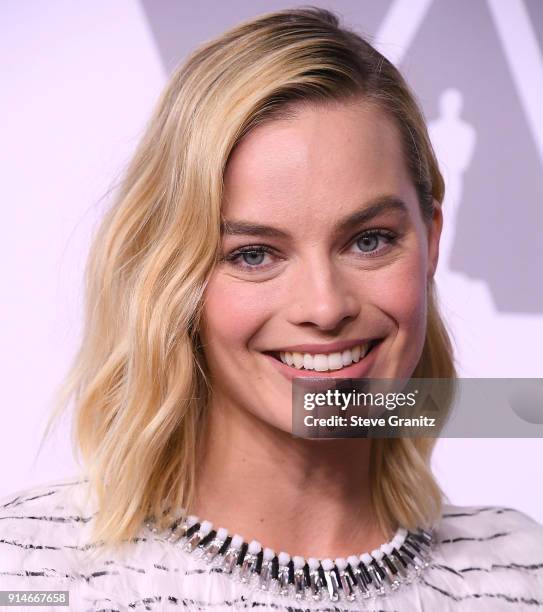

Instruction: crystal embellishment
[145,514,433,603]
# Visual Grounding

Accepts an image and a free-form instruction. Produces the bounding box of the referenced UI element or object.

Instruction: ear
[427,199,443,281]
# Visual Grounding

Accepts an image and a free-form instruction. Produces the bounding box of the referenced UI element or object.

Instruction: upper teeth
[279,343,371,372]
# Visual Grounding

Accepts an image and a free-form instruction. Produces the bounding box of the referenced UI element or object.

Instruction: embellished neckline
[145,512,433,604]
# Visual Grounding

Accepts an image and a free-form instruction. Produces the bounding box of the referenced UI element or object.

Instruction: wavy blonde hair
[42,6,456,551]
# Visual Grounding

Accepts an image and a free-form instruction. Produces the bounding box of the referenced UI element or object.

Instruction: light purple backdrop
[2,0,542,521]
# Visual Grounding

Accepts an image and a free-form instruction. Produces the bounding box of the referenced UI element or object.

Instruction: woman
[1,7,541,611]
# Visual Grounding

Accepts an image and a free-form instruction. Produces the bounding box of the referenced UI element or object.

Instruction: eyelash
[223,229,398,272]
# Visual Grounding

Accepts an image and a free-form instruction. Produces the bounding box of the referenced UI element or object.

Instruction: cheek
[368,249,427,333]
[200,274,275,359]
[356,247,427,380]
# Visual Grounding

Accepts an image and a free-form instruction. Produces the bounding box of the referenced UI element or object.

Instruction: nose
[286,257,361,332]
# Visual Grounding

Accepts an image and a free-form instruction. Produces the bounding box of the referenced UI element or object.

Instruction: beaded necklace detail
[145,513,433,604]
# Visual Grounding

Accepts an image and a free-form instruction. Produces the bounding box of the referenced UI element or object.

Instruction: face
[199,100,442,433]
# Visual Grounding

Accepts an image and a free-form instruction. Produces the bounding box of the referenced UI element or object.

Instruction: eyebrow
[220,195,409,239]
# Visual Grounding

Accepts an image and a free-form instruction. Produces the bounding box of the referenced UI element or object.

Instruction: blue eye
[354,230,396,255]
[224,246,275,270]
[223,229,398,274]
[240,250,266,266]
[356,234,379,252]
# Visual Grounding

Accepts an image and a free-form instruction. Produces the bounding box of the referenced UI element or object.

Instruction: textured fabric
[0,477,542,611]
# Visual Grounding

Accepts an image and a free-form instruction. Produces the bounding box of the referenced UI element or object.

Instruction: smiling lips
[267,338,381,373]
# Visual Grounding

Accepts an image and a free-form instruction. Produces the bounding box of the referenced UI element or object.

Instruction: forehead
[222,100,417,226]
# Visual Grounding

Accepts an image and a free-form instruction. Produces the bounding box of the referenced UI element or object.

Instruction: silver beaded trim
[145,514,433,604]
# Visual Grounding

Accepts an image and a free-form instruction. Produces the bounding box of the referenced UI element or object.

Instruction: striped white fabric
[0,477,542,611]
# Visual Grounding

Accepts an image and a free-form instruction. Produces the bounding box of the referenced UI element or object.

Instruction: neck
[193,396,392,559]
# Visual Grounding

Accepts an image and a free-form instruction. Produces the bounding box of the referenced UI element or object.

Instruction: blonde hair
[42,6,456,551]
